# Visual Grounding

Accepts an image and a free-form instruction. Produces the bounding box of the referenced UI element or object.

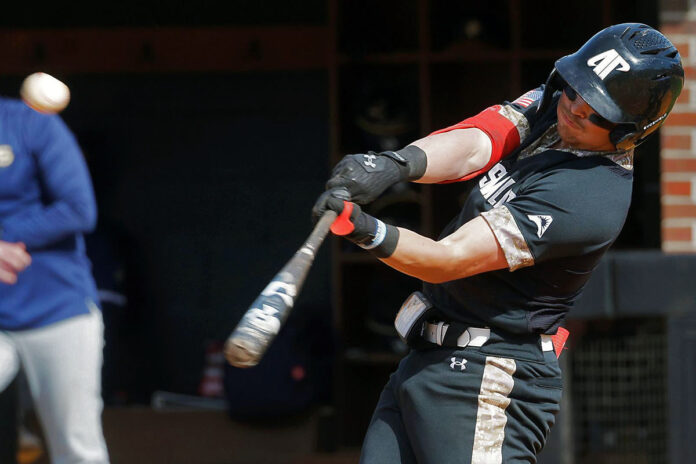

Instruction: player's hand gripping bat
[224,209,338,368]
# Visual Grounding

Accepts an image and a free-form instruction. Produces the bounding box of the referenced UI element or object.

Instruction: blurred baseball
[20,72,70,114]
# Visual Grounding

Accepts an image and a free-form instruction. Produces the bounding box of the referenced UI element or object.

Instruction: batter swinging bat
[224,209,338,368]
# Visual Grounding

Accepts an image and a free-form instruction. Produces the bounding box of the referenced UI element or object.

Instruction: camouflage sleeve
[480,205,534,271]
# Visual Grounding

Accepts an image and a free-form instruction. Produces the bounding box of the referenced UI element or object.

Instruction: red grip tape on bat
[330,201,355,235]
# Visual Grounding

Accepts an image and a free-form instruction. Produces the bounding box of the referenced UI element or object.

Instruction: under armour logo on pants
[450,357,468,371]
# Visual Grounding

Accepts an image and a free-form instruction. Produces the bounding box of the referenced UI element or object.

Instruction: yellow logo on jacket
[0,145,14,168]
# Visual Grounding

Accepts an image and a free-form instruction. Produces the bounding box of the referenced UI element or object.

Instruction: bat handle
[294,209,336,265]
[312,187,348,235]
[313,209,338,237]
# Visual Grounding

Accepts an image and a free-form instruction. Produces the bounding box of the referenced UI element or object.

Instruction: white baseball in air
[20,72,70,114]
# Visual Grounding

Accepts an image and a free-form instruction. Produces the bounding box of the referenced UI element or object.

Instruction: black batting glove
[325,196,378,246]
[326,152,406,204]
[321,194,400,258]
[324,146,427,205]
[312,188,351,224]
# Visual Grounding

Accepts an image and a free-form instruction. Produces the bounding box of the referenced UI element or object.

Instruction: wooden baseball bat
[224,209,338,368]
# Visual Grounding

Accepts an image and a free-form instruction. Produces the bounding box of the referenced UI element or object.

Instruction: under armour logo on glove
[363,154,377,168]
[450,357,468,371]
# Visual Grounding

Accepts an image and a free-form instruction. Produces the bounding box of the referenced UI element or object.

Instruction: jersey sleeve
[0,111,97,248]
[430,87,544,182]
[481,164,632,271]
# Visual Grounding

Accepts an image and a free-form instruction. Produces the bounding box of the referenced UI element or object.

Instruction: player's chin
[557,122,576,144]
[559,127,589,151]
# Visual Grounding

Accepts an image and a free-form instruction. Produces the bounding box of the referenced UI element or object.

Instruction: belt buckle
[435,322,447,345]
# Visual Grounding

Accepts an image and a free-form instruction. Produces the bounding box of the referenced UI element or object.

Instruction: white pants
[0,307,110,464]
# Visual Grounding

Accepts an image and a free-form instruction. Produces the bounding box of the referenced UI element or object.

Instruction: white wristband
[358,219,387,250]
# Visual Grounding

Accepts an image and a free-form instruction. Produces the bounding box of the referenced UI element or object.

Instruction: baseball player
[314,23,683,463]
[0,97,109,462]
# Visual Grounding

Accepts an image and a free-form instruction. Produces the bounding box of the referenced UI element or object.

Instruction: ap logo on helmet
[587,49,630,79]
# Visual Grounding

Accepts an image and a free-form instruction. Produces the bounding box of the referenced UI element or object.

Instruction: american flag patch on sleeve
[512,89,543,108]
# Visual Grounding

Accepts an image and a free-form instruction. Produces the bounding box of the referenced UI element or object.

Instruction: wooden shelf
[428,48,511,63]
[0,26,330,74]
[338,51,420,65]
[336,47,578,66]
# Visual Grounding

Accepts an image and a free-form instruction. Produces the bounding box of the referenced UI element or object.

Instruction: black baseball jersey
[422,87,634,334]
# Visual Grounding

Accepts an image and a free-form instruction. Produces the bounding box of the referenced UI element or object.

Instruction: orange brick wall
[661,15,696,253]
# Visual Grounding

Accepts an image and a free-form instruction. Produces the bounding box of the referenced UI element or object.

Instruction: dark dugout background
[0,0,333,401]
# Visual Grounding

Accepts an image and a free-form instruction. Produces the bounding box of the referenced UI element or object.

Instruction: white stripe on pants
[0,307,109,464]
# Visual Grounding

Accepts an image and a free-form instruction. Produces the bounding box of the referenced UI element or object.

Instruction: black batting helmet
[540,23,684,150]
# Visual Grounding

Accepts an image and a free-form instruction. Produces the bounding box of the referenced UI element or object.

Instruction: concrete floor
[25,407,360,464]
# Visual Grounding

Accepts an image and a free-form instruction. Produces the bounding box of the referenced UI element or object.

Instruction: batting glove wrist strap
[387,145,427,181]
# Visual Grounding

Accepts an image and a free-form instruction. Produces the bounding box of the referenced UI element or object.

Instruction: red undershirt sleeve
[429,105,521,182]
[428,86,544,182]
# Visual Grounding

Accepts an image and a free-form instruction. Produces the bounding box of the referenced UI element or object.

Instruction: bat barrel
[224,210,338,368]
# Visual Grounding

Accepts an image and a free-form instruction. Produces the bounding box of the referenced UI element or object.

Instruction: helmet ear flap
[547,68,567,90]
[610,125,639,150]
[537,69,567,115]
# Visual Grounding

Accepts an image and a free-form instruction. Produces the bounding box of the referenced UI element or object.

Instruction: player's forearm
[377,228,456,283]
[410,128,492,183]
[379,217,507,283]
[326,199,508,282]
[1,198,97,249]
[7,114,99,248]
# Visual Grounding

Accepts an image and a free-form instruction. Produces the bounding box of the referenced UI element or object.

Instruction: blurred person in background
[0,239,30,463]
[0,95,109,463]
